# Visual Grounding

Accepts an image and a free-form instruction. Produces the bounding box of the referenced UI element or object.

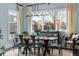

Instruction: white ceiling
[18,3,67,12]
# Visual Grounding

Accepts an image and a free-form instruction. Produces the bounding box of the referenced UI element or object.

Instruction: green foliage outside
[60,22,66,29]
[44,22,55,30]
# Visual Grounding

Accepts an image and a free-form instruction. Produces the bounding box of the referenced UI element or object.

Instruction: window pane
[31,8,67,32]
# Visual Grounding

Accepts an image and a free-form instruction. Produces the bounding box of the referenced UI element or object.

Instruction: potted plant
[21,31,28,36]
[0,44,6,49]
[19,31,28,37]
[35,29,41,35]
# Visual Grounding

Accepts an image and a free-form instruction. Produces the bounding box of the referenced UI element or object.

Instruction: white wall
[0,3,17,48]
[74,3,79,33]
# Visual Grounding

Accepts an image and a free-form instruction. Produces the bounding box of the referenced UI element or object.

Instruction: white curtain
[67,3,76,35]
[17,5,23,35]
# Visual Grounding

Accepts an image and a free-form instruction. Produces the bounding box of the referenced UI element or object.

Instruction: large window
[8,10,17,40]
[8,15,17,33]
[31,8,67,33]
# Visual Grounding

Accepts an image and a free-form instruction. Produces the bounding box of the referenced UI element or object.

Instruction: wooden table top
[35,36,58,40]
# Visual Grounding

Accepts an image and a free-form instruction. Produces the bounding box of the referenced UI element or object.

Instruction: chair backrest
[60,35,65,44]
[31,35,35,40]
[31,35,36,44]
[18,35,24,44]
[40,31,60,44]
[58,32,65,44]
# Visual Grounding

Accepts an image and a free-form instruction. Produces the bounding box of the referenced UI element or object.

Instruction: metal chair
[18,35,25,56]
[48,34,65,56]
[31,35,44,56]
[73,39,79,56]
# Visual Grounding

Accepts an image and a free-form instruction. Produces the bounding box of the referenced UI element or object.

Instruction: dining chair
[48,33,65,56]
[73,38,79,56]
[18,35,25,56]
[31,35,44,56]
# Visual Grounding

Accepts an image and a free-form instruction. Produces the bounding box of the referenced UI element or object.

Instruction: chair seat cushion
[48,44,62,48]
[73,45,79,49]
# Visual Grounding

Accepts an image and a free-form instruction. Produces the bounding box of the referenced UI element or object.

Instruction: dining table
[35,36,58,56]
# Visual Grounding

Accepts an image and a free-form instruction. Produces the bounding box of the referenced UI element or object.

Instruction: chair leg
[42,47,43,55]
[52,48,53,55]
[49,50,50,56]
[59,48,61,56]
[33,45,36,55]
[22,47,26,54]
[18,47,20,56]
[38,47,40,56]
[59,47,63,56]
[18,46,21,56]
[60,49,63,56]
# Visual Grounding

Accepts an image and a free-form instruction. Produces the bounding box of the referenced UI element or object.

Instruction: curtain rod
[16,3,23,6]
[26,3,47,7]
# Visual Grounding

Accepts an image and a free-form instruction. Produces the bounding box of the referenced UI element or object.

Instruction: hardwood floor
[3,47,73,56]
